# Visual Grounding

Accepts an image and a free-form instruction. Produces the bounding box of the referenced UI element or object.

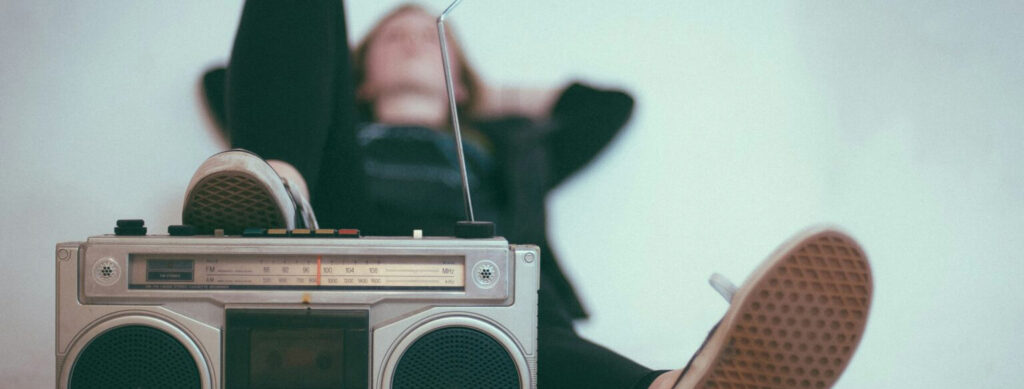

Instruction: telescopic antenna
[438,0,472,222]
[438,0,494,238]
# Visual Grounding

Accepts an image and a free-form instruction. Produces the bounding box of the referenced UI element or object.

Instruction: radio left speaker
[55,245,219,389]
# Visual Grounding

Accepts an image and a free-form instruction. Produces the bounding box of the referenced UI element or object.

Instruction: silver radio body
[56,234,539,388]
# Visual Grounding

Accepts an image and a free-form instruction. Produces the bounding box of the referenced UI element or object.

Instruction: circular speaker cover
[393,326,520,389]
[69,325,200,389]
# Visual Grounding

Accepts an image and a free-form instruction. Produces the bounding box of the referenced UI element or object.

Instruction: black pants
[224,2,662,387]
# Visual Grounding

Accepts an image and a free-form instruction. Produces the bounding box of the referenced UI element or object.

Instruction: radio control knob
[116,219,144,228]
[168,225,197,236]
[114,219,147,236]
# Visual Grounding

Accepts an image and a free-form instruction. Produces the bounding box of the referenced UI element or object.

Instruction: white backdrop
[2,1,1022,387]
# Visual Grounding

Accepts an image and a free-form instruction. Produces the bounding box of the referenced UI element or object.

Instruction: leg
[539,326,666,389]
[225,0,357,194]
[536,271,667,389]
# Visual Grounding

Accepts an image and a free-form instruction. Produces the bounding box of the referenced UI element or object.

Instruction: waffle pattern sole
[182,172,287,234]
[680,229,873,389]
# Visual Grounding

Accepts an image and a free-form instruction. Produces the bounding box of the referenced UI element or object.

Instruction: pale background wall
[2,1,1022,387]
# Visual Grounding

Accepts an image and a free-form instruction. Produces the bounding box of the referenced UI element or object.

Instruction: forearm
[547,82,635,188]
[476,84,564,119]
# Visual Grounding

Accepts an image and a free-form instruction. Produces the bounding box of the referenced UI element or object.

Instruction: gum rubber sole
[675,228,873,389]
[182,172,287,235]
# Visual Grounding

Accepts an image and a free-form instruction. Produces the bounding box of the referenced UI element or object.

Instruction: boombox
[55,232,539,388]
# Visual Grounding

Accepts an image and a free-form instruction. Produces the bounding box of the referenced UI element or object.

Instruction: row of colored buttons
[242,228,361,238]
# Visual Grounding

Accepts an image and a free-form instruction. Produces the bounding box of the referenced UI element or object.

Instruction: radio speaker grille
[393,326,520,389]
[69,325,200,389]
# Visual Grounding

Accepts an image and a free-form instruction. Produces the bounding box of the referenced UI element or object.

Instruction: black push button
[116,219,145,228]
[115,219,147,235]
[168,225,197,236]
[114,226,147,236]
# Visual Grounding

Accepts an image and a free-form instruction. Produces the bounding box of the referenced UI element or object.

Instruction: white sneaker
[674,227,873,389]
[182,149,317,234]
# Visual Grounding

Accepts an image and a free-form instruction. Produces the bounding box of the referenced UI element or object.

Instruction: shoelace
[672,274,736,388]
[708,273,737,303]
[281,177,319,230]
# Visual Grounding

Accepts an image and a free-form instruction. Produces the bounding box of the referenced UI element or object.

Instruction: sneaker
[182,149,317,234]
[674,227,873,389]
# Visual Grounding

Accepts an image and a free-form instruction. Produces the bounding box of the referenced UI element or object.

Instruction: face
[360,9,465,100]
